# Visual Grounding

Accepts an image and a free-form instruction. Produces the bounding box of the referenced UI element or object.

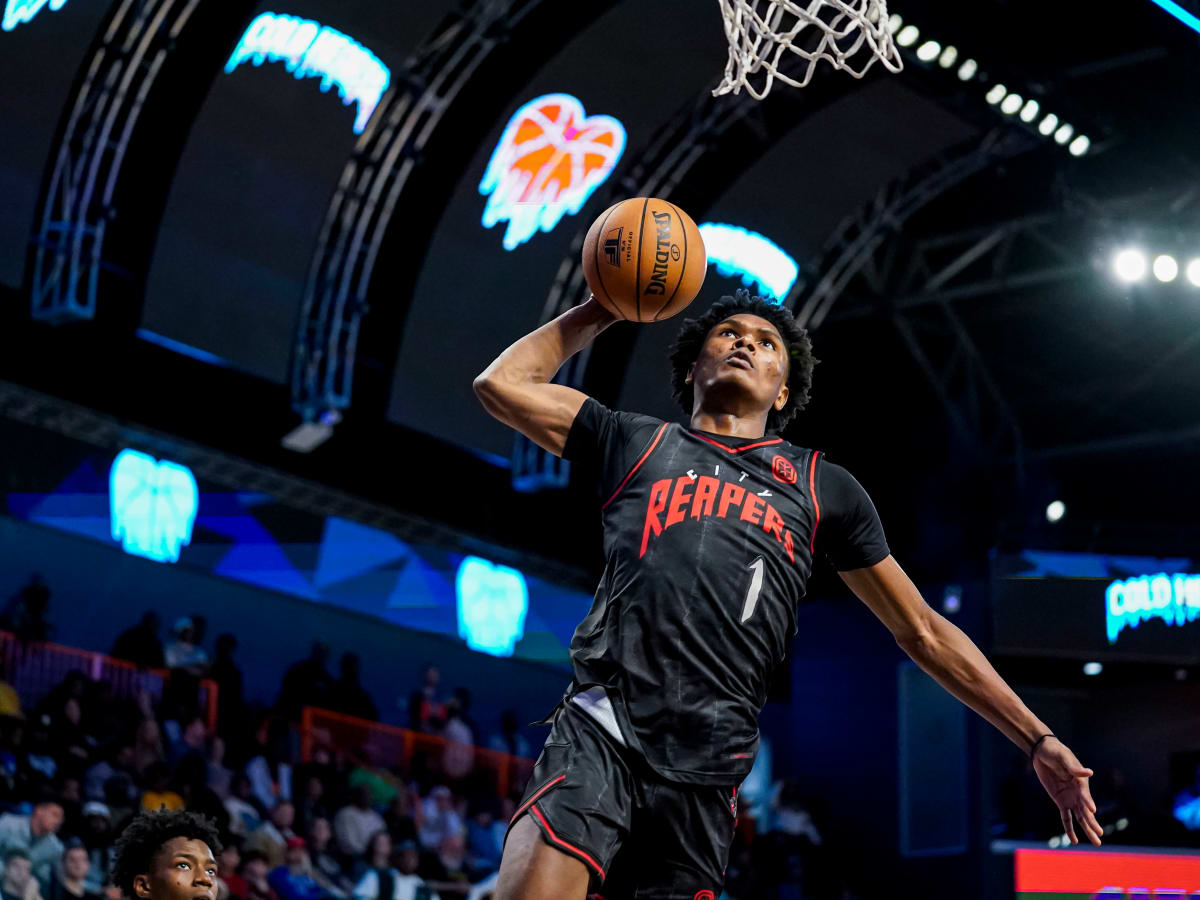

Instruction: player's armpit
[837,555,935,648]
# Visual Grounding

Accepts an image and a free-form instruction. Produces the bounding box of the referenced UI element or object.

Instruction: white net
[715,0,903,100]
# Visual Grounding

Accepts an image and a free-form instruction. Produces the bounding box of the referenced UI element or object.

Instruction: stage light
[1187,259,1200,286]
[1038,113,1059,136]
[938,45,958,67]
[110,450,198,564]
[942,585,963,614]
[1000,93,1023,115]
[887,13,903,34]
[1046,500,1066,522]
[1153,254,1179,282]
[1019,99,1040,122]
[1054,123,1075,144]
[1068,134,1091,156]
[957,58,978,80]
[896,24,920,47]
[455,556,528,657]
[1083,661,1103,676]
[985,83,1007,105]
[1113,249,1147,283]
[916,40,940,62]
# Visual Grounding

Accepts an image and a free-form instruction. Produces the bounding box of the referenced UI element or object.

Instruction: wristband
[1029,733,1055,761]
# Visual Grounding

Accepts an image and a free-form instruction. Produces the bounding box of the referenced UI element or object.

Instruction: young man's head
[669,290,816,434]
[62,841,91,883]
[2,851,32,893]
[31,800,65,837]
[111,809,222,900]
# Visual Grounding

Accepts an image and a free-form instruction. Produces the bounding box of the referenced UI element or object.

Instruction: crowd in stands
[0,580,863,900]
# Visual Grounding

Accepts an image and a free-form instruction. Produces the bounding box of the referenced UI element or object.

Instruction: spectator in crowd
[0,665,21,722]
[167,717,207,770]
[276,646,333,724]
[438,702,473,785]
[110,613,165,670]
[239,851,277,900]
[484,713,528,763]
[223,776,263,839]
[1,851,42,900]
[132,721,165,779]
[44,840,98,900]
[406,668,444,735]
[205,738,232,800]
[331,790,383,861]
[2,575,52,645]
[416,789,461,854]
[216,842,245,900]
[164,620,209,675]
[83,746,135,805]
[303,820,349,900]
[245,803,295,870]
[174,757,229,837]
[266,838,329,900]
[245,722,292,813]
[417,834,470,898]
[76,805,112,896]
[140,764,183,813]
[0,801,65,887]
[294,778,329,836]
[328,657,375,724]
[463,804,500,879]
[207,636,244,748]
[382,792,417,848]
[351,834,435,900]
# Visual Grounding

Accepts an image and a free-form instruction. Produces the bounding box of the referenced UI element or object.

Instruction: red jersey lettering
[739,493,764,525]
[691,475,719,519]
[665,475,695,529]
[762,504,785,541]
[717,482,746,518]
[640,479,672,557]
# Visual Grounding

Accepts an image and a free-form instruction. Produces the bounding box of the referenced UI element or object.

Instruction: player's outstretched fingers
[1060,808,1078,844]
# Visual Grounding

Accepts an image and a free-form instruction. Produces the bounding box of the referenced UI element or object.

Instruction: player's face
[134,838,217,900]
[688,314,789,417]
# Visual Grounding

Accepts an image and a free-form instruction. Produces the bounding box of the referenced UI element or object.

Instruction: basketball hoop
[714,0,903,100]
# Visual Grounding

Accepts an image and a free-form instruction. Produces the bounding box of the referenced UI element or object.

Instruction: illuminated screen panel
[0,0,114,288]
[141,0,454,382]
[1014,847,1200,897]
[385,0,728,461]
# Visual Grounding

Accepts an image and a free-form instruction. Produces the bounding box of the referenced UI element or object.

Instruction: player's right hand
[1032,737,1103,845]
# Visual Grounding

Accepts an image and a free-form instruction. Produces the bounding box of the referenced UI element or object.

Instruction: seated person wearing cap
[267,839,330,900]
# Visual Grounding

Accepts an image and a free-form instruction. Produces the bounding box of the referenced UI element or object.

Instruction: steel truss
[31,0,200,323]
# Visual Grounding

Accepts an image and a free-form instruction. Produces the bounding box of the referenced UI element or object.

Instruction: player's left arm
[839,556,1104,846]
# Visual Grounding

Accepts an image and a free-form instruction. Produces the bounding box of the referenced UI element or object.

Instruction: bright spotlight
[1186,258,1200,287]
[1113,249,1148,283]
[957,58,978,80]
[1054,123,1075,145]
[896,24,920,46]
[985,83,1007,104]
[1046,500,1067,522]
[916,40,941,61]
[1000,93,1023,115]
[887,13,903,34]
[1154,254,1179,282]
[1019,99,1040,122]
[1038,113,1059,136]
[1069,134,1091,156]
[937,45,958,67]
[1083,661,1103,676]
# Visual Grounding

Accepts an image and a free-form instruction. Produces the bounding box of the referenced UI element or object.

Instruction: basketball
[581,197,707,323]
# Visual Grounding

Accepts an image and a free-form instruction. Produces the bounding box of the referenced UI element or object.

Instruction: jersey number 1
[741,556,764,622]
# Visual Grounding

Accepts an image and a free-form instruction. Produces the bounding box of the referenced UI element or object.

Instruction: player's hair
[669,290,816,432]
[111,809,222,897]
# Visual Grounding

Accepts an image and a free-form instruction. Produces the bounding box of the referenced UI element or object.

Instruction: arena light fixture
[916,40,941,62]
[1153,254,1179,282]
[1000,92,1024,115]
[1187,258,1200,287]
[937,45,958,68]
[1113,249,1148,283]
[957,58,978,80]
[1054,123,1075,145]
[1038,113,1059,136]
[1045,500,1066,523]
[896,24,920,47]
[985,83,1007,105]
[887,13,903,34]
[1019,99,1040,122]
[1068,134,1091,156]
[1083,661,1103,676]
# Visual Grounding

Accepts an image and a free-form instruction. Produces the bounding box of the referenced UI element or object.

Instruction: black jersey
[563,398,889,785]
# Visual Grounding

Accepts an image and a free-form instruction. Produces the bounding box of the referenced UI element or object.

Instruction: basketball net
[714,0,903,100]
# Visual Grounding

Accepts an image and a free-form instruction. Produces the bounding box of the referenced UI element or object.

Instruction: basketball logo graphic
[772,455,797,485]
[603,226,623,267]
[479,92,626,251]
[693,891,716,900]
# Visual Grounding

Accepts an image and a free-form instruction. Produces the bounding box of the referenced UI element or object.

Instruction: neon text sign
[1106,572,1200,643]
[698,223,798,302]
[480,93,626,251]
[225,12,390,134]
[3,0,70,31]
[110,449,198,564]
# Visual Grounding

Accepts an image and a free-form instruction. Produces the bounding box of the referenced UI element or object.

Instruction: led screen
[141,0,453,382]
[1014,846,1200,897]
[0,0,115,288]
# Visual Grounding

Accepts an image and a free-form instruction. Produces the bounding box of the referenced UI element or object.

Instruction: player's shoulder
[581,396,667,431]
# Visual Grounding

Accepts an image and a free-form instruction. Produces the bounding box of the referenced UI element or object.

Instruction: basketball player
[111,810,221,900]
[474,290,1102,900]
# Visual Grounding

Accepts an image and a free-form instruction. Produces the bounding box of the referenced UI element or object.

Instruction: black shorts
[506,701,737,900]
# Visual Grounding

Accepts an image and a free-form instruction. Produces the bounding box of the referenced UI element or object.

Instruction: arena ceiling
[1,0,1198,581]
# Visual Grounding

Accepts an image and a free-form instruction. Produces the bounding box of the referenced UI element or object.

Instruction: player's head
[669,290,815,432]
[111,809,222,900]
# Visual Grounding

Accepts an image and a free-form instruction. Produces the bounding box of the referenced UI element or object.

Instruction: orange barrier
[300,706,535,801]
[0,630,218,731]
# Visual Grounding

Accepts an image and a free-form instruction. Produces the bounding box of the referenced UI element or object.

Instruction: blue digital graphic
[698,223,798,301]
[1175,790,1200,830]
[2,0,68,31]
[455,556,529,657]
[109,450,198,564]
[225,12,390,134]
[1147,0,1200,35]
[1106,572,1200,643]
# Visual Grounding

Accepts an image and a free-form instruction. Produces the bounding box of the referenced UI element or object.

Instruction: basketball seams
[591,201,623,319]
[655,201,690,320]
[635,197,649,322]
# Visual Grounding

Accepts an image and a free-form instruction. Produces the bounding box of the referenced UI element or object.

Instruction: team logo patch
[771,454,797,485]
[694,891,716,900]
